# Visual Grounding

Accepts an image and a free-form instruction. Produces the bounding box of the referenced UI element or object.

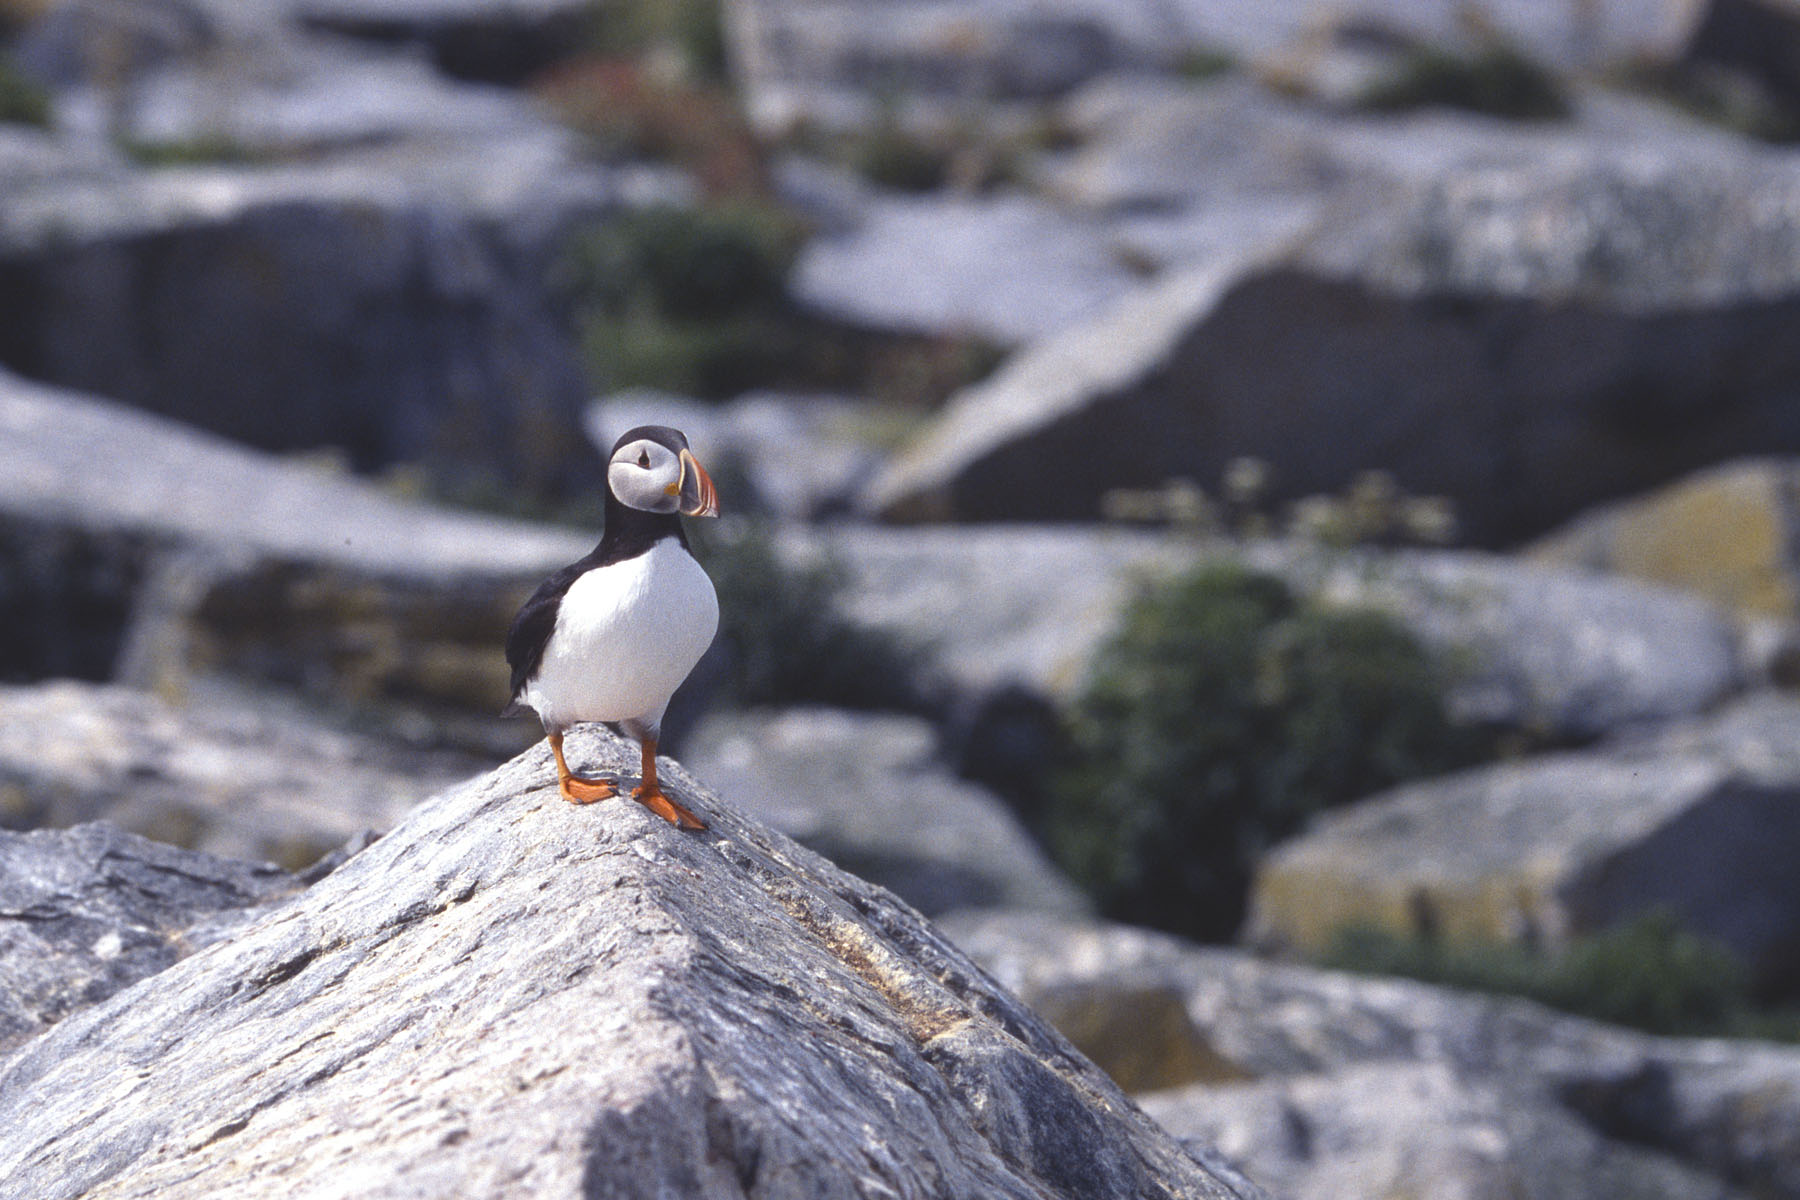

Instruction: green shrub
[694,522,927,712]
[567,202,802,322]
[562,202,809,398]
[117,134,264,168]
[1048,562,1477,941]
[1322,913,1800,1039]
[1357,43,1569,121]
[0,58,50,128]
[583,0,728,83]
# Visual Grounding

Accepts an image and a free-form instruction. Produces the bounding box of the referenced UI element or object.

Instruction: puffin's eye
[637,451,650,468]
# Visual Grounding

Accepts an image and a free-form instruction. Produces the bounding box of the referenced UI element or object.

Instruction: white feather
[520,539,718,732]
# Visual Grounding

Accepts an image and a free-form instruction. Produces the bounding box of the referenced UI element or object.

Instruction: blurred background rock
[8,0,1800,1195]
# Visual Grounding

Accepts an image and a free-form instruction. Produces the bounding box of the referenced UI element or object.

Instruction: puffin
[504,425,720,830]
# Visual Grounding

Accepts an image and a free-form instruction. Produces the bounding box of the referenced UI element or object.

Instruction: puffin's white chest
[522,539,718,730]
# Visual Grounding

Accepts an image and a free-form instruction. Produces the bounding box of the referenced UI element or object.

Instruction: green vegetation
[1048,563,1480,942]
[1357,43,1570,121]
[0,57,50,128]
[800,106,1054,196]
[1175,47,1236,84]
[117,134,264,168]
[1323,914,1800,1040]
[582,0,728,84]
[561,202,806,399]
[694,521,928,712]
[1103,462,1459,548]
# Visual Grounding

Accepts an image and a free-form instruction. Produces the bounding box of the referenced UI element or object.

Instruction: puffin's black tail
[500,699,535,719]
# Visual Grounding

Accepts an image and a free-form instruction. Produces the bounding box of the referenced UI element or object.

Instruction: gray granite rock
[1528,456,1800,621]
[725,0,1696,134]
[0,125,613,501]
[1245,693,1800,985]
[0,679,479,869]
[0,726,1260,1199]
[942,909,1800,1198]
[1142,1063,1748,1200]
[790,192,1143,345]
[681,707,1089,918]
[868,82,1800,545]
[788,525,1745,743]
[0,370,588,740]
[1241,542,1747,740]
[0,821,297,1057]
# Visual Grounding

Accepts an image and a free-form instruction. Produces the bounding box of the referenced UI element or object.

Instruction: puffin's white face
[607,437,720,517]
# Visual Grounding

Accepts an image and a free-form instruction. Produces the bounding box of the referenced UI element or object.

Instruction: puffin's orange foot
[631,786,707,831]
[559,775,619,805]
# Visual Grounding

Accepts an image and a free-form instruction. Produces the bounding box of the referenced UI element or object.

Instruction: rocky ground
[7,0,1800,1196]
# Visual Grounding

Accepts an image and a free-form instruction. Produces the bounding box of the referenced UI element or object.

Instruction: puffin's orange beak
[677,448,719,517]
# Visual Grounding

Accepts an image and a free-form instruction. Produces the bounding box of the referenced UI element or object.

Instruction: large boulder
[0,821,297,1057]
[1244,693,1800,987]
[943,909,1800,1197]
[285,0,591,84]
[1528,457,1800,620]
[0,130,613,500]
[0,726,1261,1199]
[0,369,588,742]
[0,679,479,867]
[866,81,1800,545]
[681,706,1090,918]
[1142,1062,1748,1200]
[790,192,1144,346]
[725,0,1697,133]
[793,525,1746,744]
[1683,0,1800,103]
[0,0,673,504]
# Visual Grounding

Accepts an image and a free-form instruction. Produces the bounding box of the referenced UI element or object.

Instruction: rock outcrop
[865,80,1800,544]
[795,525,1746,744]
[1142,1062,1748,1200]
[725,0,1696,133]
[790,193,1142,346]
[0,369,587,743]
[682,707,1090,918]
[1244,694,1800,987]
[0,727,1259,1199]
[0,679,478,868]
[0,822,297,1057]
[1529,456,1800,620]
[943,909,1800,1199]
[1,0,655,503]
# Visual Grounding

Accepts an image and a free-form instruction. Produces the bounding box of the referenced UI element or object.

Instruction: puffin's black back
[503,424,699,706]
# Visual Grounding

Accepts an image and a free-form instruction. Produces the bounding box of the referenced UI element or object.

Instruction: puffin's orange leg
[549,732,617,805]
[631,738,706,831]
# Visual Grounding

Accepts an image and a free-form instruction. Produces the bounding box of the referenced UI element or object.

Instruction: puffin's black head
[606,425,719,518]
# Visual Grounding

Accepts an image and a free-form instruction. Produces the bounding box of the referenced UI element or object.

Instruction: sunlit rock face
[0,729,1261,1200]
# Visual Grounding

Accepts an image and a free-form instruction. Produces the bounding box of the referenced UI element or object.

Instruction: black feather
[504,554,594,706]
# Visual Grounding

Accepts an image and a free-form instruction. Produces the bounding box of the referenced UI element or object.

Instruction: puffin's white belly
[521,539,718,731]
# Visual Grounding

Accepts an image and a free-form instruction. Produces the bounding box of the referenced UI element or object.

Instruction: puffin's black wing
[504,556,594,705]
